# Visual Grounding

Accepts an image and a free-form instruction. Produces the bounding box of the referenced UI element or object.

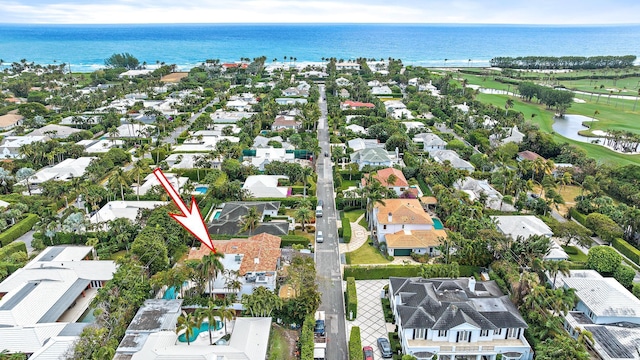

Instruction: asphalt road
[315,84,348,359]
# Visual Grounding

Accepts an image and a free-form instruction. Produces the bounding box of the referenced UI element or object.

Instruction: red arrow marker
[153,168,215,252]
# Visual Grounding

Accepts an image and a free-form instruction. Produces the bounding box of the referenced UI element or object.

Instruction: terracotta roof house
[389,277,532,360]
[340,100,375,110]
[361,167,416,197]
[0,111,23,131]
[372,199,446,256]
[516,151,545,162]
[188,233,282,296]
[271,116,301,131]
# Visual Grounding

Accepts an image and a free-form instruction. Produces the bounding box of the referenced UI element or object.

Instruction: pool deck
[176,320,235,346]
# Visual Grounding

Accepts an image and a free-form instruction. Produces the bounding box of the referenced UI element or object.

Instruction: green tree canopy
[105,53,140,70]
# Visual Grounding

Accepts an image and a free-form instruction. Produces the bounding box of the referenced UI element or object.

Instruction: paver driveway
[345,279,390,359]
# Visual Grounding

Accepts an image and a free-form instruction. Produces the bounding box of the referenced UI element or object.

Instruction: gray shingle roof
[390,277,527,331]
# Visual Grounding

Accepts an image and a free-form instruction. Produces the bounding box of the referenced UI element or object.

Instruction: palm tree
[239,207,261,235]
[505,98,514,116]
[129,160,148,201]
[16,167,35,196]
[202,252,224,298]
[545,260,570,288]
[109,168,130,201]
[294,206,314,232]
[107,126,120,144]
[591,109,600,128]
[196,301,220,345]
[215,305,235,335]
[176,311,202,346]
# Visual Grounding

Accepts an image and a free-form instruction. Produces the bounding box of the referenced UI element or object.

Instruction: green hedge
[613,238,640,265]
[342,217,352,243]
[0,214,39,247]
[348,326,363,360]
[569,208,588,227]
[339,171,363,180]
[246,197,317,208]
[280,235,310,248]
[0,242,27,260]
[300,314,315,360]
[175,168,219,181]
[343,263,475,280]
[346,277,358,320]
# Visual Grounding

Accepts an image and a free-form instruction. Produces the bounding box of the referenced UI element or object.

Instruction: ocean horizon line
[1,22,640,27]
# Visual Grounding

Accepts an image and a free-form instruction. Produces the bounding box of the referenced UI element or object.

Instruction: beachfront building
[389,277,532,360]
[0,246,116,357]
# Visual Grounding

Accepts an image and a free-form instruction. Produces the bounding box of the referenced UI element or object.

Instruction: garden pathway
[338,214,369,254]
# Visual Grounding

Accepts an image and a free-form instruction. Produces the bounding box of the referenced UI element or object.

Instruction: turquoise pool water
[433,218,444,230]
[194,186,208,194]
[163,287,176,299]
[178,321,223,343]
[213,210,221,219]
[79,308,97,323]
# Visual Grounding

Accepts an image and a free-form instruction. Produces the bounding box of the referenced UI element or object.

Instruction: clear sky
[3,0,640,25]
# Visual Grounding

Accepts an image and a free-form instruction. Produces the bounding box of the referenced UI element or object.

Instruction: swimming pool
[177,320,224,343]
[194,186,208,195]
[213,210,222,219]
[432,218,444,230]
[164,286,176,299]
[78,307,97,323]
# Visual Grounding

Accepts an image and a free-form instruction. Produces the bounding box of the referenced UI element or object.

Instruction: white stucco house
[389,277,532,360]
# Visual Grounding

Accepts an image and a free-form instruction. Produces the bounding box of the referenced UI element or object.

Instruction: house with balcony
[372,199,446,257]
[389,277,532,360]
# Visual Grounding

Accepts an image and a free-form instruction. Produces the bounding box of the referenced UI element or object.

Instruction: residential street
[315,84,348,359]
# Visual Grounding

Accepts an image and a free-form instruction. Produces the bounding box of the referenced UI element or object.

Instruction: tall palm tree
[196,301,221,345]
[215,305,235,335]
[202,252,224,298]
[16,167,35,196]
[239,207,261,235]
[109,168,130,201]
[129,160,148,201]
[176,311,202,346]
[294,206,313,232]
[505,98,514,116]
[545,260,570,288]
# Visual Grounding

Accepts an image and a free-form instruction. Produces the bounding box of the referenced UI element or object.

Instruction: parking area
[345,279,391,358]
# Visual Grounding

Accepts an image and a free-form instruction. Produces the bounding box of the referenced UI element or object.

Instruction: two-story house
[413,133,447,152]
[361,167,413,197]
[556,270,640,360]
[372,199,446,256]
[350,147,402,170]
[389,277,532,360]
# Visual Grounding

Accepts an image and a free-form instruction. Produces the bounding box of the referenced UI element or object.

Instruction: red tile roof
[222,63,249,69]
[187,233,281,275]
[362,167,409,188]
[342,100,375,109]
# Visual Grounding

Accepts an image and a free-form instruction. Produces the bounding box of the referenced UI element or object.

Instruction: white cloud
[2,0,640,24]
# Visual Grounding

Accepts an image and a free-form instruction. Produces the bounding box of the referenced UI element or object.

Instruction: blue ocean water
[1,24,639,72]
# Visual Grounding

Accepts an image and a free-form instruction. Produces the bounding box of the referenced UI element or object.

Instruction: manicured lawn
[563,246,588,263]
[267,324,296,360]
[345,242,390,265]
[475,92,640,166]
[341,179,358,189]
[358,216,368,229]
[344,209,365,222]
